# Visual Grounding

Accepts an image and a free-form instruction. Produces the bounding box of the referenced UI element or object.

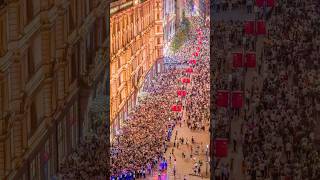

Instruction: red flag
[244,21,255,35]
[232,52,243,68]
[245,52,256,68]
[216,90,229,107]
[215,138,228,157]
[231,91,244,108]
[256,20,266,35]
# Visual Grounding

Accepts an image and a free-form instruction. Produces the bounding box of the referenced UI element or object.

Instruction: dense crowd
[242,1,320,179]
[212,0,320,179]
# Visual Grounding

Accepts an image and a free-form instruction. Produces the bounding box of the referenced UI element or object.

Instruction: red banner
[177,90,187,97]
[232,52,243,68]
[171,105,182,112]
[256,0,264,7]
[267,0,275,7]
[244,21,255,35]
[215,138,228,157]
[181,77,191,83]
[256,20,266,35]
[216,90,229,107]
[189,60,197,65]
[231,91,244,108]
[245,52,256,68]
[185,67,193,73]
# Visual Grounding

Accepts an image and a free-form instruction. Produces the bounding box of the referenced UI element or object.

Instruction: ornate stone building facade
[110,0,164,138]
[0,0,108,179]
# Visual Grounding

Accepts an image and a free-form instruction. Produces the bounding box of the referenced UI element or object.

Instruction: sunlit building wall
[110,0,164,138]
[0,0,108,179]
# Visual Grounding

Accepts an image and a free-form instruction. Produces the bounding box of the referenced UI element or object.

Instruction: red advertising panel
[171,105,182,112]
[256,20,266,35]
[232,52,243,68]
[244,21,255,35]
[216,90,229,107]
[181,77,191,83]
[189,60,197,65]
[215,138,228,157]
[245,52,256,68]
[177,90,187,97]
[231,91,244,108]
[186,67,193,73]
[256,0,264,7]
[267,0,275,7]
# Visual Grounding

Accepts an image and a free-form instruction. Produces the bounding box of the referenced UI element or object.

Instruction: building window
[30,90,44,135]
[57,119,65,170]
[30,101,38,133]
[118,74,122,87]
[27,33,42,78]
[68,1,76,34]
[0,15,7,57]
[26,0,40,24]
[29,154,40,180]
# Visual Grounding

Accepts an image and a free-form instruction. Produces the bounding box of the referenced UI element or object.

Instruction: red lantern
[177,90,187,97]
[181,77,191,83]
[193,52,199,57]
[216,90,229,107]
[198,41,202,45]
[232,52,243,68]
[244,21,255,35]
[197,47,201,52]
[231,91,244,108]
[185,68,193,73]
[267,0,274,7]
[256,0,264,7]
[245,52,256,68]
[189,60,197,65]
[215,138,228,157]
[256,20,266,35]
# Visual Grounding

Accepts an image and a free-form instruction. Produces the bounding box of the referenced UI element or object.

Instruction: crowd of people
[241,1,320,179]
[108,15,211,179]
[212,0,320,179]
